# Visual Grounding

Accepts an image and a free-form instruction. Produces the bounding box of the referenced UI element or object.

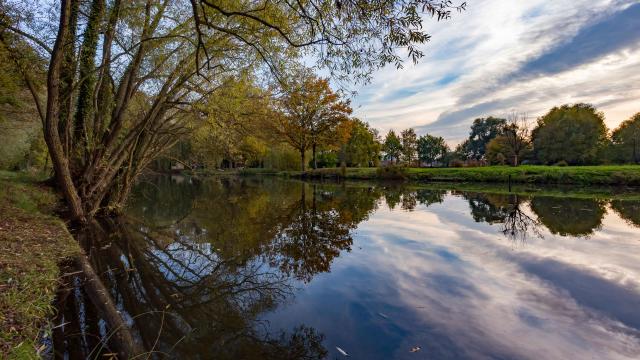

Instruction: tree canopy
[1,0,464,221]
[400,128,418,165]
[462,117,507,160]
[417,134,448,165]
[532,104,608,165]
[274,73,352,171]
[611,112,640,164]
[382,130,402,163]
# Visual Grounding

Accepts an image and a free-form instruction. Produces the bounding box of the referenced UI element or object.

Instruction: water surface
[60,176,640,359]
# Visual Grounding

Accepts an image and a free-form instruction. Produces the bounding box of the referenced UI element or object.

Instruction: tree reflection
[415,189,446,207]
[530,197,606,236]
[463,192,543,243]
[611,200,640,228]
[64,217,328,359]
[57,177,384,358]
[383,186,445,211]
[269,184,379,282]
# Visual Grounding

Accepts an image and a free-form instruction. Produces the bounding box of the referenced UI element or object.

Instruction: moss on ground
[0,170,80,359]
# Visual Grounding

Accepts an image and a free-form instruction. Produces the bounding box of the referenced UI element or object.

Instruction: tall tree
[344,119,381,167]
[400,128,418,166]
[611,112,640,164]
[463,117,507,160]
[417,134,448,166]
[486,112,531,166]
[382,130,402,164]
[275,74,352,171]
[3,0,465,221]
[532,104,608,165]
[502,113,531,166]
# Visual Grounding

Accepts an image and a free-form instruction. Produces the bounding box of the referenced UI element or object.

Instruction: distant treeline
[382,103,640,168]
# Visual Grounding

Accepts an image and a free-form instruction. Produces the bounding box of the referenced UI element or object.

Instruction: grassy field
[240,165,640,186]
[0,171,80,358]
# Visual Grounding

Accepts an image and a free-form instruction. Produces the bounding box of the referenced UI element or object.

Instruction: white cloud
[352,0,640,143]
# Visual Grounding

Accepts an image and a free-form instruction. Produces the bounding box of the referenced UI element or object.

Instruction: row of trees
[381,129,448,166]
[1,0,465,221]
[161,71,381,172]
[380,104,640,168]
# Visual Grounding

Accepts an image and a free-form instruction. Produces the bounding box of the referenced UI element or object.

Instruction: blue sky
[352,0,640,144]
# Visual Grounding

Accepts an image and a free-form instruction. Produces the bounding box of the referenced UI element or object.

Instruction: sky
[352,0,640,144]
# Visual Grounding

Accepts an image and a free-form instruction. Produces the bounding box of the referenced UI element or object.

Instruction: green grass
[240,165,640,186]
[0,170,81,358]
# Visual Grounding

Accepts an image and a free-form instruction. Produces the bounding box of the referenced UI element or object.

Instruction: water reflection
[461,192,543,242]
[530,197,607,236]
[611,200,640,228]
[55,177,640,359]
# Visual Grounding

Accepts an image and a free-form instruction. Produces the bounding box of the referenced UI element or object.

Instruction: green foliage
[0,32,46,171]
[376,164,407,179]
[382,130,402,163]
[344,119,380,167]
[532,104,608,165]
[311,151,338,168]
[417,134,448,165]
[463,117,507,160]
[486,133,531,166]
[263,144,302,171]
[400,128,418,165]
[611,112,640,164]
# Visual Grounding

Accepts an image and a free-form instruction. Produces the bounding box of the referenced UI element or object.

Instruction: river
[53,176,640,359]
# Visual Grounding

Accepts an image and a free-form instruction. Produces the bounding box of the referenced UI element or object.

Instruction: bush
[376,164,407,179]
[554,160,568,167]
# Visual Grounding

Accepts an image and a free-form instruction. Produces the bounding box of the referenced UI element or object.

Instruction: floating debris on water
[336,346,349,356]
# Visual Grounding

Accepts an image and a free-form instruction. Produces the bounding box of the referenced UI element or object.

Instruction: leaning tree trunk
[45,0,86,222]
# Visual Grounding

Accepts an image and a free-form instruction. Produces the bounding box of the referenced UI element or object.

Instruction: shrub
[376,164,407,179]
[554,160,568,167]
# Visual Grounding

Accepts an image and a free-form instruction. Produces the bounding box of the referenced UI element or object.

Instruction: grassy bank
[240,165,640,186]
[0,171,80,358]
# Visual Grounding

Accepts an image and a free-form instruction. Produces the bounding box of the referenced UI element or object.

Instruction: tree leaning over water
[2,0,465,221]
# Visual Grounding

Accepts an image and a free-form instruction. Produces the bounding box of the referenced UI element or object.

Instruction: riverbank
[0,171,81,358]
[239,165,640,186]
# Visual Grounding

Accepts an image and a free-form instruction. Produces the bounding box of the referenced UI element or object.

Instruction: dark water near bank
[55,176,640,359]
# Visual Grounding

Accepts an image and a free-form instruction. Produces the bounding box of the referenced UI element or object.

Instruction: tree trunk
[513,154,518,167]
[312,143,317,169]
[75,253,143,358]
[300,149,306,172]
[45,0,86,222]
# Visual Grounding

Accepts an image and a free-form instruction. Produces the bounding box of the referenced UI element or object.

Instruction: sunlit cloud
[352,0,640,144]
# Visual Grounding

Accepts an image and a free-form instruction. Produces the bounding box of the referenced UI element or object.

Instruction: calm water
[58,176,640,359]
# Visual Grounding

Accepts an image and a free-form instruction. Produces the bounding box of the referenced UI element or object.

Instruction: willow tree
[3,0,465,221]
